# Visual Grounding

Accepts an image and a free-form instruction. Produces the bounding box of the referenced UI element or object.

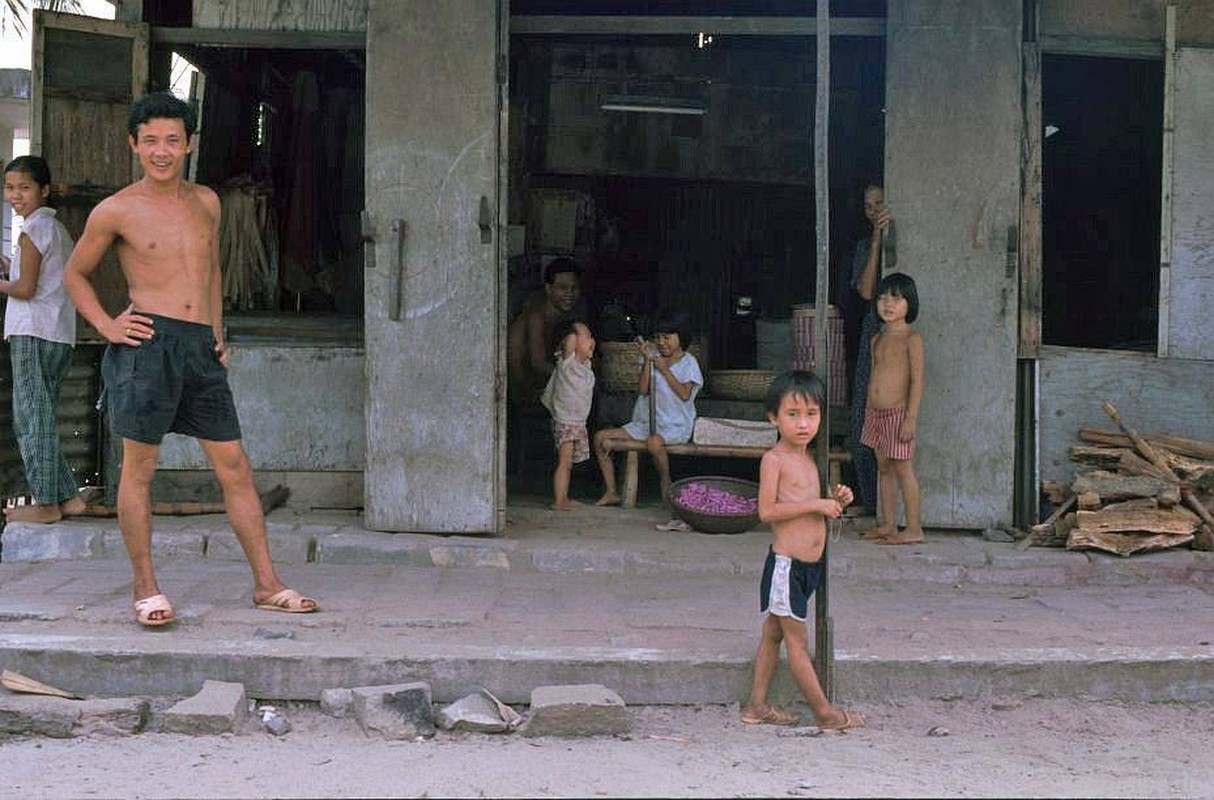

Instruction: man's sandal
[134,594,175,628]
[255,588,320,613]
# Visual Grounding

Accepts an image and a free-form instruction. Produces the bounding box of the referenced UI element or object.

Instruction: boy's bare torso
[867,325,918,409]
[766,447,827,563]
[107,180,219,324]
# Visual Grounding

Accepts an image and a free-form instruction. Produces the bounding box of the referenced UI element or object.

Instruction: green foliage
[2,0,86,38]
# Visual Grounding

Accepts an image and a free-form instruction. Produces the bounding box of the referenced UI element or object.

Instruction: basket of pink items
[669,476,761,535]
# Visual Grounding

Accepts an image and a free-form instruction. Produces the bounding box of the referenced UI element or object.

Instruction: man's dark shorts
[759,547,822,622]
[101,313,242,445]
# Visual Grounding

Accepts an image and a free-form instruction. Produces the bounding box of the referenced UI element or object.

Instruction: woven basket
[707,369,777,401]
[597,341,640,392]
[669,476,761,535]
[598,340,710,393]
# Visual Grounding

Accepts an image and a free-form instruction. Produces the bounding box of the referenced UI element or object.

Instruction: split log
[1070,471,1173,504]
[1101,402,1214,552]
[1074,505,1199,536]
[1025,496,1077,548]
[1079,427,1214,461]
[1067,529,1195,557]
[1099,498,1160,512]
[1068,445,1129,470]
[1157,485,1182,508]
[1118,451,1181,483]
[1076,491,1101,510]
[1159,450,1214,488]
[1041,480,1068,505]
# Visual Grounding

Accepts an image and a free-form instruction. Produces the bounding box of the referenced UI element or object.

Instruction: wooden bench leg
[621,450,639,509]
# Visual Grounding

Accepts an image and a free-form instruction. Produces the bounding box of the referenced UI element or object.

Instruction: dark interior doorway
[505,26,885,499]
[1041,53,1163,351]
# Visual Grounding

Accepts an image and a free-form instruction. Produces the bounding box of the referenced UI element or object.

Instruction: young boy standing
[742,370,866,731]
[860,272,925,545]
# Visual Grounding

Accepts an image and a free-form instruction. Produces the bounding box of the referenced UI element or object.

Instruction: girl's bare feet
[879,526,925,545]
[550,499,582,511]
[862,524,896,540]
[595,492,621,506]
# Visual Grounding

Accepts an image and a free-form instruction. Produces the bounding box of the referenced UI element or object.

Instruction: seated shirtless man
[64,92,318,628]
[506,257,582,405]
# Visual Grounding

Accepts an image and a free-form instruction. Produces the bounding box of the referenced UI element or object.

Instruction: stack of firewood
[1029,402,1214,556]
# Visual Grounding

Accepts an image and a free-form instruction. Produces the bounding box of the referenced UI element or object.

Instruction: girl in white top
[595,309,703,504]
[541,320,596,509]
[2,156,83,523]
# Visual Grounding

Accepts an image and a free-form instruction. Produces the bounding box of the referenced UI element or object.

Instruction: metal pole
[812,0,835,702]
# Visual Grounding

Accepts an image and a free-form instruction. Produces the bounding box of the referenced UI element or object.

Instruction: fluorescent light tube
[600,94,707,115]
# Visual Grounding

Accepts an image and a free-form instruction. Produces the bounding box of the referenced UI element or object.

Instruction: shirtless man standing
[64,93,318,627]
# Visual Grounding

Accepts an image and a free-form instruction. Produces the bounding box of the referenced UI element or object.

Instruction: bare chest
[873,333,908,366]
[118,200,213,263]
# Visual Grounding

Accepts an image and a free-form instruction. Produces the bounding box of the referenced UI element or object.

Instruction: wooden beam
[1019,41,1042,358]
[510,15,883,37]
[1158,5,1176,357]
[1039,34,1163,60]
[151,27,364,50]
[813,0,833,705]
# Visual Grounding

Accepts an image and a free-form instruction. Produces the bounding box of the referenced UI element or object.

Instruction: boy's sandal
[742,706,800,726]
[819,709,867,732]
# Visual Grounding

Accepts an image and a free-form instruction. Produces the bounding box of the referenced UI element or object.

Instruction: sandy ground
[1,697,1211,798]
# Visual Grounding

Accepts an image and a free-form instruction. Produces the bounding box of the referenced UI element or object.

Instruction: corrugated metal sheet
[0,342,105,501]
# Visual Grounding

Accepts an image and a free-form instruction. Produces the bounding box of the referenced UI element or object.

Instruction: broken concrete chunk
[161,680,248,735]
[0,695,148,738]
[320,687,354,718]
[0,695,81,738]
[76,697,150,736]
[436,690,520,733]
[521,684,630,738]
[351,682,435,739]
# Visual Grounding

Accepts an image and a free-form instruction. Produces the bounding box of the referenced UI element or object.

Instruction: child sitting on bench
[594,309,703,504]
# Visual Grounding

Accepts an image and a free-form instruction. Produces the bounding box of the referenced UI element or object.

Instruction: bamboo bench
[601,439,851,508]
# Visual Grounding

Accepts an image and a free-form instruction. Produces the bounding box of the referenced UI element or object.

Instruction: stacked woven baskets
[706,369,777,401]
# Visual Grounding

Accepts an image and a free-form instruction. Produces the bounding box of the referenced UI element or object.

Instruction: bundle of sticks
[1030,402,1214,556]
[219,180,273,311]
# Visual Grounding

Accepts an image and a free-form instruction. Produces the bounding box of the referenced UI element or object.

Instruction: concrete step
[4,505,1214,587]
[0,558,1211,706]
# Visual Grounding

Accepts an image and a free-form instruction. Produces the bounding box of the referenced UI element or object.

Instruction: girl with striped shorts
[860,272,925,545]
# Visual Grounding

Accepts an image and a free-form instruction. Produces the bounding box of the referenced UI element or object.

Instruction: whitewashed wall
[159,345,364,470]
[193,0,366,31]
[1167,47,1214,360]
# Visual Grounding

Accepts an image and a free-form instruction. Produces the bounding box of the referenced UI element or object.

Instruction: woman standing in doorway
[847,184,894,519]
